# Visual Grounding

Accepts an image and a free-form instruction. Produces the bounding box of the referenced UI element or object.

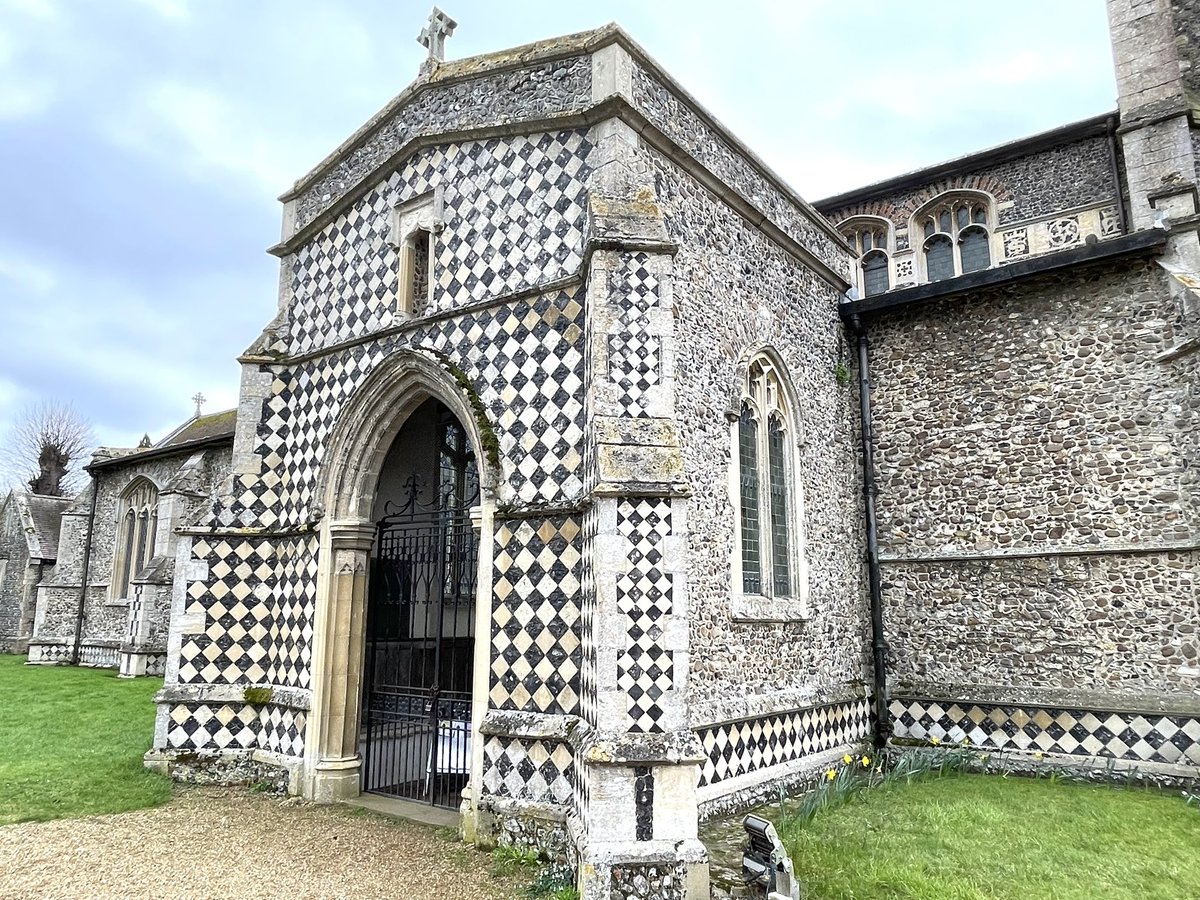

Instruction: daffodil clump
[783,740,983,828]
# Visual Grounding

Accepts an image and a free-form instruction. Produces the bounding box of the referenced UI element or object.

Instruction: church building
[15,2,1198,898]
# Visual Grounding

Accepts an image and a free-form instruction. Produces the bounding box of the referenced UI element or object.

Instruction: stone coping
[155,683,313,711]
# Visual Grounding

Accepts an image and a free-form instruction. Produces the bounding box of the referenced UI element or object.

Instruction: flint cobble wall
[35,448,230,650]
[0,500,30,650]
[868,256,1199,705]
[641,143,870,726]
[822,136,1118,232]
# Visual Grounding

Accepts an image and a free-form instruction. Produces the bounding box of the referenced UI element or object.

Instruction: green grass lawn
[0,655,172,824]
[777,773,1200,900]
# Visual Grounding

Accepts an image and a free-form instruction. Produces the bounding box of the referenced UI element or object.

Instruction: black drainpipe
[71,468,100,665]
[850,313,890,748]
[1105,114,1129,235]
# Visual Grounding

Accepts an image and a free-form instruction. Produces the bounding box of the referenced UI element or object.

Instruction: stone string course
[639,142,869,725]
[292,56,592,230]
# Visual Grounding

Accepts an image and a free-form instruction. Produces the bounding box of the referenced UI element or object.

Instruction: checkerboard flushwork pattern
[891,698,1200,767]
[177,536,317,689]
[260,705,307,758]
[287,131,593,356]
[482,736,575,807]
[696,698,872,788]
[167,703,260,750]
[616,499,674,733]
[607,254,661,418]
[490,517,582,715]
[214,288,585,533]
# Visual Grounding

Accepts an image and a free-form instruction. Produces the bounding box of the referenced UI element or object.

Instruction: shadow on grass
[0,655,172,824]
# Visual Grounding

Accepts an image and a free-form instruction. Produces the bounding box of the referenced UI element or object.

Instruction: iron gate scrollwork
[361,411,480,808]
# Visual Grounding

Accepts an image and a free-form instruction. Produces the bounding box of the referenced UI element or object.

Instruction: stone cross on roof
[418,7,457,72]
[192,392,206,418]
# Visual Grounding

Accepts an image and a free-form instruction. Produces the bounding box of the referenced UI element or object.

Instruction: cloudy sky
[0,0,1116,483]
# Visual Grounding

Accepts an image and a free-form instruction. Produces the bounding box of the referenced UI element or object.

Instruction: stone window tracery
[112,478,158,601]
[915,195,993,282]
[841,220,892,297]
[732,354,808,612]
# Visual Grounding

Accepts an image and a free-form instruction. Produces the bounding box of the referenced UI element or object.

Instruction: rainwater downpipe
[850,313,891,748]
[1105,114,1129,236]
[70,468,100,665]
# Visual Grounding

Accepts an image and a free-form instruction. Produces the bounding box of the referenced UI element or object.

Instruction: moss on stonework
[435,355,502,472]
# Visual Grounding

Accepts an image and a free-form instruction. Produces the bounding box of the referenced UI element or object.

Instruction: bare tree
[1,401,96,497]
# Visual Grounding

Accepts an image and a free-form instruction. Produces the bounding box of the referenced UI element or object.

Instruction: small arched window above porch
[388,189,443,319]
[914,194,994,282]
[840,218,892,297]
[111,477,158,601]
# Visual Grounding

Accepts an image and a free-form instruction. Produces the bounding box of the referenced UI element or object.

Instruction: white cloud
[0,80,53,119]
[107,81,310,193]
[127,0,188,20]
[0,0,59,20]
[0,249,57,293]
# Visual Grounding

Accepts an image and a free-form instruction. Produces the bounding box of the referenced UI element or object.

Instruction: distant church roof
[88,408,237,473]
[2,490,72,561]
[156,408,238,450]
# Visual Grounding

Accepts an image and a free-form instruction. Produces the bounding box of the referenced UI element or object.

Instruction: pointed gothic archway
[303,352,497,811]
[361,398,480,807]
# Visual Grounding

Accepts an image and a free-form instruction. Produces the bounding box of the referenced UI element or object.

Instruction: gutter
[70,470,101,666]
[849,313,890,748]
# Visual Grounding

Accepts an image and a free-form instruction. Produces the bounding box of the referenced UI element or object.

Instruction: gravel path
[0,788,523,899]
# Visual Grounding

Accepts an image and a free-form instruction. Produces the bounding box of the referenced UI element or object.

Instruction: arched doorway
[360,398,480,808]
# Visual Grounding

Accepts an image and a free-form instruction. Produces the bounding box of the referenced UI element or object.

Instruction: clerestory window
[111,478,158,600]
[916,195,993,282]
[841,221,892,297]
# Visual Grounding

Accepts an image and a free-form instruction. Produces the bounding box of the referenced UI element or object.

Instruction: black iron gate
[361,476,479,807]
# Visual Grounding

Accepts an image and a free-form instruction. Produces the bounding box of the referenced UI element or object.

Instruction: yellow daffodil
[843,754,853,764]
[930,736,941,745]
[861,755,871,767]
[825,769,836,781]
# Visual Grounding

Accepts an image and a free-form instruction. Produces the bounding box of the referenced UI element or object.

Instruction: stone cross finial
[418,7,456,71]
[192,392,206,418]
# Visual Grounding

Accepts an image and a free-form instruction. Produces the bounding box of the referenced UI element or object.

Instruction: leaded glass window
[916,195,994,282]
[862,250,889,296]
[842,220,892,298]
[959,226,991,273]
[112,478,158,600]
[767,415,790,597]
[738,405,761,595]
[925,235,954,282]
[736,357,799,601]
